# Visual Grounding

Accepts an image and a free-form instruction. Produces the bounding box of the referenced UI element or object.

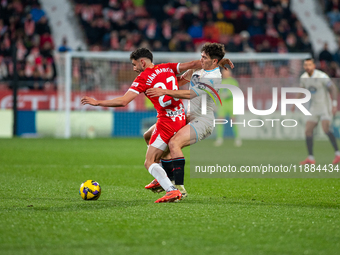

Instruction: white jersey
[187,67,222,121]
[300,69,332,109]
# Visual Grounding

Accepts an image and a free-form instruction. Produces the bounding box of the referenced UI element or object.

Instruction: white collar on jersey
[309,70,317,78]
[203,67,219,73]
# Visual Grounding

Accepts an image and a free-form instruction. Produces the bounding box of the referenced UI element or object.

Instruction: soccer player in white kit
[145,43,226,196]
[293,58,340,165]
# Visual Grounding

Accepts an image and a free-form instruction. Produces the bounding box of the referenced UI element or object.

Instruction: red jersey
[128,63,186,122]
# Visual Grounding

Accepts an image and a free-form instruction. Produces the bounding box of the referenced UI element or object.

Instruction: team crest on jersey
[309,86,317,94]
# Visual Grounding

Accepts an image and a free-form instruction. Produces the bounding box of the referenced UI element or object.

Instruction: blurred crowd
[0,0,56,91]
[321,0,340,77]
[3,0,340,92]
[75,0,313,54]
[71,0,314,87]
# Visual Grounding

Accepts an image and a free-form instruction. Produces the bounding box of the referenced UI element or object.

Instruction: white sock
[335,151,340,156]
[148,163,176,192]
[308,155,315,160]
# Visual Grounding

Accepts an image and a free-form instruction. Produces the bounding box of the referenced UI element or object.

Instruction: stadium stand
[1,0,339,92]
[319,0,340,76]
[66,0,321,81]
[0,0,56,91]
[74,0,313,55]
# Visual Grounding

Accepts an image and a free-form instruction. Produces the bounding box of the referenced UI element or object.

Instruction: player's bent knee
[168,139,180,153]
[305,127,314,137]
[144,159,151,170]
[323,128,330,134]
[168,139,174,149]
[305,131,313,136]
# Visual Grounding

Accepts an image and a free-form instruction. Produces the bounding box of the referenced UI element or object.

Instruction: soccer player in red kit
[81,48,203,203]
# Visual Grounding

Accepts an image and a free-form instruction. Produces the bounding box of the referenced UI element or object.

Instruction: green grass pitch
[0,138,339,255]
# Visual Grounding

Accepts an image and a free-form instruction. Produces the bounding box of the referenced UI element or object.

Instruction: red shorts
[149,117,186,151]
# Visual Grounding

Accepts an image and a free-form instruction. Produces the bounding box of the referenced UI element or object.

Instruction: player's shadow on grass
[3,198,153,212]
[4,196,338,210]
[181,198,340,209]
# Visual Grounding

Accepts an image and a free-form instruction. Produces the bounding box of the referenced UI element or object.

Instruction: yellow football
[79,180,101,200]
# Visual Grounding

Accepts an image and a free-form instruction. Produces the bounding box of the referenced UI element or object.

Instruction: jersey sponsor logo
[132,82,139,87]
[165,105,186,121]
[198,82,222,106]
[191,74,222,106]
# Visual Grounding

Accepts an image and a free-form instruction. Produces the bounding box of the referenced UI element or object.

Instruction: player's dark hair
[304,58,315,63]
[130,48,153,62]
[201,43,225,62]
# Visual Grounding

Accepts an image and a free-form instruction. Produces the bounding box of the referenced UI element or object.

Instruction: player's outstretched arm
[146,88,194,99]
[81,91,138,107]
[177,76,189,87]
[177,69,194,87]
[178,60,201,73]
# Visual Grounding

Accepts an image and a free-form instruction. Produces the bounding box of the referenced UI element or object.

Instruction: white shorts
[307,105,332,123]
[189,116,214,143]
